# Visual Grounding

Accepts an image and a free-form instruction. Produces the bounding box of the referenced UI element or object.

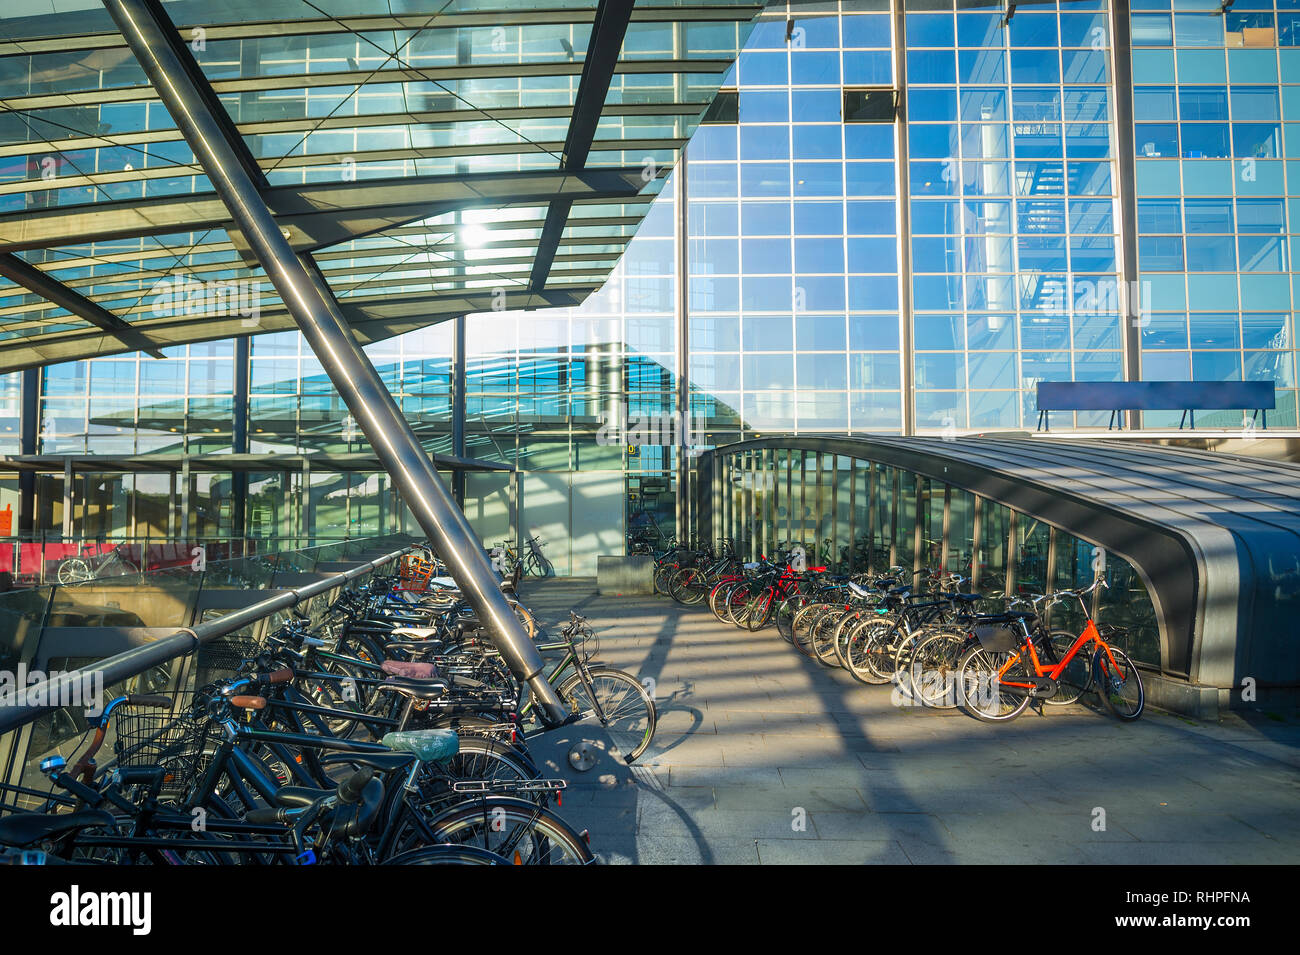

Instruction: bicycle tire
[424,796,595,865]
[956,646,1032,722]
[383,844,512,865]
[1094,646,1144,721]
[556,666,656,762]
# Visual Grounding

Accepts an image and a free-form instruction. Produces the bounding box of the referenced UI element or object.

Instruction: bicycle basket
[112,710,216,799]
[973,625,1020,652]
[195,635,261,682]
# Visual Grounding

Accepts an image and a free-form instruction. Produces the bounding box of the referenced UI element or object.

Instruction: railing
[0,535,379,588]
[0,538,414,808]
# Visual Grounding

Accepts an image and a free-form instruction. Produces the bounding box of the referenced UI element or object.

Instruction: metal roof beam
[0,252,164,358]
[0,168,647,254]
[532,0,637,291]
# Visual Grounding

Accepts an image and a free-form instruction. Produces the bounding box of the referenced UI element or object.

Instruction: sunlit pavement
[521,578,1300,865]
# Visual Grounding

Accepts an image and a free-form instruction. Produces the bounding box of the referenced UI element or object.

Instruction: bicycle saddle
[949,593,982,603]
[381,660,439,680]
[381,729,460,763]
[0,809,115,848]
[390,626,440,640]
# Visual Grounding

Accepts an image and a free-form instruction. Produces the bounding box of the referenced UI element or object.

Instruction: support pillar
[102,0,565,723]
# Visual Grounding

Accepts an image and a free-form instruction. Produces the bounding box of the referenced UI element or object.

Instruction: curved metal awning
[697,435,1300,695]
[0,0,763,371]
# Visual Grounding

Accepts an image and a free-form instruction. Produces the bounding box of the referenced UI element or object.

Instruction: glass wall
[704,442,1162,669]
[908,1,1120,429]
[1132,0,1300,426]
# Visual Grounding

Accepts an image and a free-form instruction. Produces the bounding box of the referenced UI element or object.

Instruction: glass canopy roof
[0,0,762,371]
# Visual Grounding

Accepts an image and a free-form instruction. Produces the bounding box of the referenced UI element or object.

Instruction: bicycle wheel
[56,557,95,584]
[653,565,676,596]
[669,568,709,605]
[810,610,847,667]
[436,735,538,784]
[790,603,828,657]
[384,844,512,865]
[557,666,656,762]
[956,646,1032,723]
[1094,646,1144,721]
[744,590,775,632]
[845,619,895,685]
[908,629,968,709]
[426,796,595,865]
[833,612,862,668]
[775,595,808,643]
[708,580,737,621]
[724,582,755,627]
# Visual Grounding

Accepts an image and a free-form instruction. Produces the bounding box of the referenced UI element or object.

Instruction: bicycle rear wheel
[426,797,594,864]
[775,595,808,643]
[956,646,1032,722]
[1094,646,1144,720]
[908,629,967,708]
[790,603,830,658]
[744,591,775,631]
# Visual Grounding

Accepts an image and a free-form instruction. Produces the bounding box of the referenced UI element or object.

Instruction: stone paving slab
[520,578,1300,865]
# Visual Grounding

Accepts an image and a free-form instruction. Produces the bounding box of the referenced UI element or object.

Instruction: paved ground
[519,578,1300,865]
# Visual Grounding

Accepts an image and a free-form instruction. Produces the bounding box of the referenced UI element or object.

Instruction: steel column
[18,367,38,537]
[893,5,916,436]
[452,314,466,506]
[1109,0,1143,430]
[105,0,565,723]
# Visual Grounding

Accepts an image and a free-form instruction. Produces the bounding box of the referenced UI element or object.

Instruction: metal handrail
[0,544,412,734]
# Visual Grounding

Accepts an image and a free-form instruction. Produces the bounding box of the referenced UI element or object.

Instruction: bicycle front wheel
[557,666,657,763]
[56,557,94,584]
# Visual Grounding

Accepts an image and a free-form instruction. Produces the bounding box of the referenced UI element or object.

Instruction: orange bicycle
[956,579,1144,723]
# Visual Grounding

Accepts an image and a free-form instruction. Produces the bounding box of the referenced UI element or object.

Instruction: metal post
[301,456,312,546]
[940,484,951,575]
[1110,0,1143,431]
[893,6,916,437]
[866,462,877,574]
[179,456,190,541]
[105,0,566,724]
[1006,509,1019,598]
[231,335,250,537]
[18,367,38,538]
[674,154,690,544]
[912,473,924,581]
[452,314,466,506]
[62,457,73,539]
[971,494,983,590]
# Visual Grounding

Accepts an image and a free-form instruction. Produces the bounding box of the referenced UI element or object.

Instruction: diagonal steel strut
[103,0,568,724]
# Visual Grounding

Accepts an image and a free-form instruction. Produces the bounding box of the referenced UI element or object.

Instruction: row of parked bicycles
[0,546,657,865]
[651,537,1144,723]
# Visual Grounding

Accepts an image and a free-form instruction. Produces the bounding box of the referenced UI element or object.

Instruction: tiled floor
[520,578,1300,865]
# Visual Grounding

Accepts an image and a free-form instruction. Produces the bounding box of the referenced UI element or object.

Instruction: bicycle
[55,542,141,584]
[956,579,1144,723]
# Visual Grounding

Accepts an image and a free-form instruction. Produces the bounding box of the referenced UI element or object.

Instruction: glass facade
[6,0,1300,570]
[701,442,1162,669]
[1133,0,1299,426]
